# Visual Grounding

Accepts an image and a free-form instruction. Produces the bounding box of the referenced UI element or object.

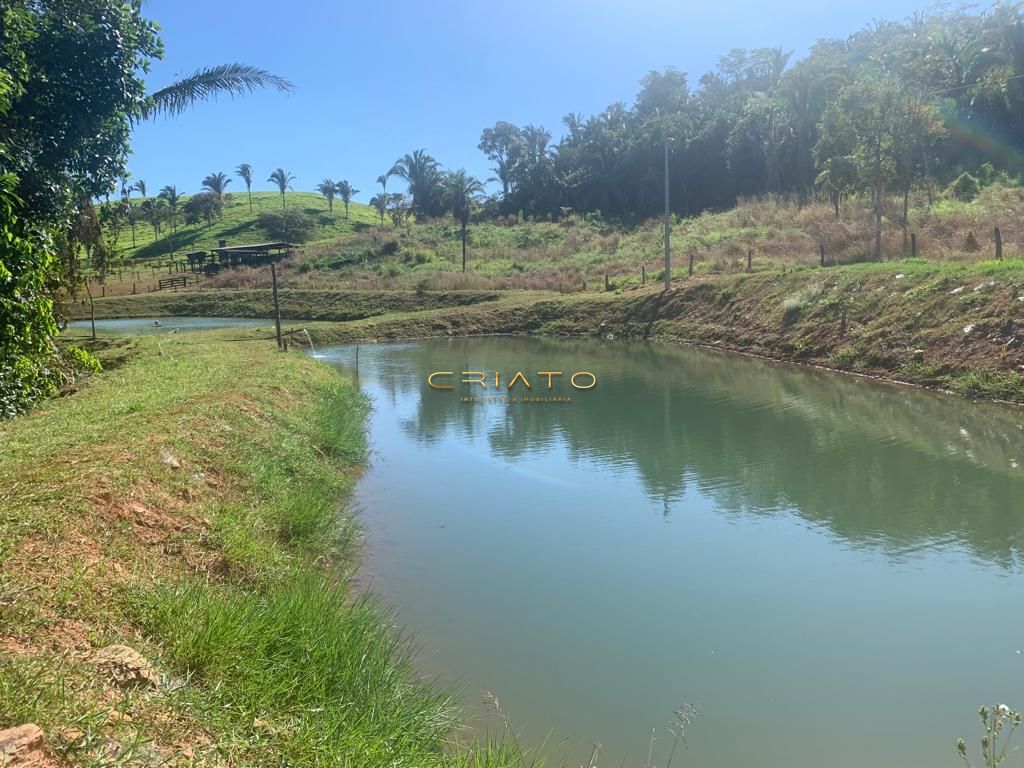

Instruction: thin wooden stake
[747,249,753,272]
[911,232,918,258]
[995,227,1003,260]
[819,243,826,267]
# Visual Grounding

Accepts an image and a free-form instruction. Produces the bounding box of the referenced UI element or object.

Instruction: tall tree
[478,121,523,198]
[316,178,337,212]
[158,184,181,233]
[236,163,254,212]
[268,168,294,209]
[816,77,942,259]
[444,170,485,272]
[201,171,231,199]
[369,194,388,225]
[334,180,359,219]
[389,150,443,217]
[133,179,147,199]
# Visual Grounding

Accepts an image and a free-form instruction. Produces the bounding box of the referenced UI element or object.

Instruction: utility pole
[271,262,283,350]
[664,133,672,291]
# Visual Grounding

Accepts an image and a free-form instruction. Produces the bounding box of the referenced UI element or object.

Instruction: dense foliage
[0,1,295,415]
[258,208,317,242]
[0,0,159,415]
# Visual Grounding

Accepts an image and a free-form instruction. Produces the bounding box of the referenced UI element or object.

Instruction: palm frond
[145,64,294,119]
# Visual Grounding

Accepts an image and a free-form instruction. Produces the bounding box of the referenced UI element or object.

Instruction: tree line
[457,3,1024,234]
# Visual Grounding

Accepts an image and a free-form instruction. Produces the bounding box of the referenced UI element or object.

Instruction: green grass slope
[115,191,381,261]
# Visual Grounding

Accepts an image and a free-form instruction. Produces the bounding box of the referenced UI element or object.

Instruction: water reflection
[318,337,1024,768]
[326,337,1024,569]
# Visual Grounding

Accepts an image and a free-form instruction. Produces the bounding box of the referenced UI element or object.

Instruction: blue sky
[129,0,931,201]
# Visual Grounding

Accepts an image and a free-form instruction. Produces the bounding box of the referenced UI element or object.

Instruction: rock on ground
[93,644,160,688]
[0,724,54,768]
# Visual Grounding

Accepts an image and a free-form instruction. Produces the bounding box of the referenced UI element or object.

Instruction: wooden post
[819,243,826,267]
[995,227,1003,260]
[604,274,610,291]
[747,249,753,272]
[85,282,96,340]
[641,265,646,285]
[911,233,917,258]
[688,252,694,277]
[582,280,587,291]
[271,263,283,350]
[840,307,847,339]
[101,285,105,298]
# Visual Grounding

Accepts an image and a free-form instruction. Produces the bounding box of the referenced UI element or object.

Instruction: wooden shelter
[211,242,293,268]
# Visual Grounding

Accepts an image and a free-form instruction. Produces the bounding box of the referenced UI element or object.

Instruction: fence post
[995,227,1003,260]
[641,265,646,286]
[582,280,587,291]
[604,274,610,291]
[271,263,283,350]
[747,249,753,272]
[132,283,136,295]
[688,252,695,277]
[911,233,918,259]
[819,243,826,267]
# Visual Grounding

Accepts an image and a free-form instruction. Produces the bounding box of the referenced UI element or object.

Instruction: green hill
[113,190,381,261]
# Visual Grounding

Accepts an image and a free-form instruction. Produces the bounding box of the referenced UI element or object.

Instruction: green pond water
[320,336,1024,768]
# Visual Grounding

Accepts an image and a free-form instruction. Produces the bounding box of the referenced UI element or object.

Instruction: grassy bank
[0,334,488,768]
[72,258,1024,403]
[66,288,501,322]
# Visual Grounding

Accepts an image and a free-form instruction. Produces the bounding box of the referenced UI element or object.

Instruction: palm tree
[158,185,181,234]
[389,149,443,217]
[444,170,485,272]
[376,174,389,193]
[236,163,254,213]
[144,65,293,118]
[202,172,231,199]
[334,180,359,219]
[268,168,294,209]
[369,194,388,225]
[133,179,146,199]
[316,178,337,213]
[140,198,168,240]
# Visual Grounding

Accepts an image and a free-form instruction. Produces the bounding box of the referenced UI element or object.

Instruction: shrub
[949,172,981,202]
[258,209,317,243]
[828,347,859,370]
[182,191,222,226]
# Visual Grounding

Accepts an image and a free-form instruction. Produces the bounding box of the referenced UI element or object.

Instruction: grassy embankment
[72,258,1024,402]
[102,184,1024,295]
[0,334,510,768]
[191,185,1024,292]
